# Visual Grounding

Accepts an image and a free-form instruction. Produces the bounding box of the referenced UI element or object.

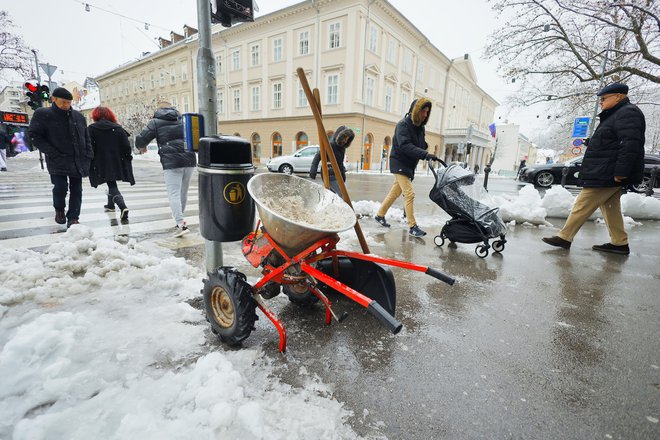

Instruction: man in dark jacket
[135,102,196,237]
[542,83,645,255]
[309,125,354,193]
[375,98,437,237]
[29,87,93,228]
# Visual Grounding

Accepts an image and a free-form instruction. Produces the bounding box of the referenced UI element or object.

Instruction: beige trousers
[377,174,417,228]
[558,187,628,245]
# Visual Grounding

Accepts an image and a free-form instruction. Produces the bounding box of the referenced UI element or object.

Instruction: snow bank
[0,226,359,439]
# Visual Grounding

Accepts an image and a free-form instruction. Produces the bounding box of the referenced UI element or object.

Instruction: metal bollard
[561,166,569,187]
[483,165,491,191]
[645,168,657,197]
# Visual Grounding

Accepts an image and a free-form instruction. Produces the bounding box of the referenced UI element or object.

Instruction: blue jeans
[51,174,83,221]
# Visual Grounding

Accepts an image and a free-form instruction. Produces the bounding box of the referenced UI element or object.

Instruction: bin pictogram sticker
[224,181,247,204]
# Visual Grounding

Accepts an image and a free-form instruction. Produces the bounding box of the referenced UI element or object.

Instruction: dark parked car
[518,153,660,193]
[518,156,583,187]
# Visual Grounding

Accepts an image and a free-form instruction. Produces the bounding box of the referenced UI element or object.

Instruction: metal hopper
[247,173,357,255]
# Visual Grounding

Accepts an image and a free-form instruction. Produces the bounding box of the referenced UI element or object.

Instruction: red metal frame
[247,231,447,352]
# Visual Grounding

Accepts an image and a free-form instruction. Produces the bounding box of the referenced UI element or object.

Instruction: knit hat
[52,87,73,100]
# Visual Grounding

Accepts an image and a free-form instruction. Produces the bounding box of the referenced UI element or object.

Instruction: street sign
[572,138,583,147]
[571,117,590,138]
[571,146,582,155]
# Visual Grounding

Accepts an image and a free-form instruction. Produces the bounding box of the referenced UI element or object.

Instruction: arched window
[272,132,282,157]
[295,131,308,150]
[251,133,261,163]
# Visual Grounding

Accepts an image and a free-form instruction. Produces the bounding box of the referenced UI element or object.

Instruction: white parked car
[266,145,320,174]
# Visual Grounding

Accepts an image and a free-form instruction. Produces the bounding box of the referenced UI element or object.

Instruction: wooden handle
[296,67,370,254]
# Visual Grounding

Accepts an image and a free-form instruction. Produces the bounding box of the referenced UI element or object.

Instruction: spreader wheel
[433,235,445,247]
[475,244,489,258]
[492,240,505,253]
[203,267,258,345]
[283,283,319,306]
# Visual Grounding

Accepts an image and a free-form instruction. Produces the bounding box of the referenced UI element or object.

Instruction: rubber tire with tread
[283,284,319,305]
[279,164,293,174]
[203,267,258,346]
[535,171,554,188]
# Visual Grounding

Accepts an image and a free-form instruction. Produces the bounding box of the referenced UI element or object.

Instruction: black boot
[113,195,129,221]
[104,195,115,212]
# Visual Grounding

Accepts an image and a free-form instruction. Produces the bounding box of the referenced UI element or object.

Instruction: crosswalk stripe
[0,174,205,250]
[1,217,202,250]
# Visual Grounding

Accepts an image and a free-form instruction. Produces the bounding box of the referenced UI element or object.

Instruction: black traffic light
[24,82,42,110]
[211,0,254,27]
[39,85,50,101]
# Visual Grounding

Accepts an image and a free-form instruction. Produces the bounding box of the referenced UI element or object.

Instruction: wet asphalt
[7,160,659,439]
[205,171,659,440]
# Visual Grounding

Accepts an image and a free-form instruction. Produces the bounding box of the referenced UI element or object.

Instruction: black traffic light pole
[30,49,45,170]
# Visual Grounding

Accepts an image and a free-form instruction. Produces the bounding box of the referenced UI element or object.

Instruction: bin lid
[198,135,252,167]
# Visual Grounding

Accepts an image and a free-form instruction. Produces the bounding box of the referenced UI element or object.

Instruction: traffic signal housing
[39,85,50,101]
[24,82,42,110]
[211,0,254,27]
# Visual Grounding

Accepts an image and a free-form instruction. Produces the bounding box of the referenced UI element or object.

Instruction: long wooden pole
[312,88,331,190]
[296,67,370,254]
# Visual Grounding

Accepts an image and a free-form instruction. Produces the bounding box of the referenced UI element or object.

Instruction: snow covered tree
[118,99,160,146]
[0,11,35,81]
[485,0,660,151]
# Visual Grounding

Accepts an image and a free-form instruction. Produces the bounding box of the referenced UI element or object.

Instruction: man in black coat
[29,87,93,228]
[542,83,646,255]
[135,102,196,237]
[309,125,354,194]
[375,98,437,237]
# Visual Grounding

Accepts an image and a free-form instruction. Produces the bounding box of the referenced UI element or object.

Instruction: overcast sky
[4,0,549,136]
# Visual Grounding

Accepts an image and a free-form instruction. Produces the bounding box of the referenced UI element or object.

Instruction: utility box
[182,113,204,152]
[198,135,255,242]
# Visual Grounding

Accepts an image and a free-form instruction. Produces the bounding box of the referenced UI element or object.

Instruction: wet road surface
[3,161,659,439]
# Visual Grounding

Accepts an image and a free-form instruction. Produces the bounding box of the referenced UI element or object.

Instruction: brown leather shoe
[542,236,571,249]
[55,209,66,224]
[592,243,629,255]
[67,218,79,229]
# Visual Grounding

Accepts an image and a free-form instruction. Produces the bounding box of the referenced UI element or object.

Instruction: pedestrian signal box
[183,113,204,152]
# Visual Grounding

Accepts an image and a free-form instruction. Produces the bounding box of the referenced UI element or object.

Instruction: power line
[71,0,173,33]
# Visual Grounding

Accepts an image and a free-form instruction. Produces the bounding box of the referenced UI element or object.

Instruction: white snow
[0,226,358,439]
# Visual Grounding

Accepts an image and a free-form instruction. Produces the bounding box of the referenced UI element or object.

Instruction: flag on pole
[488,123,497,138]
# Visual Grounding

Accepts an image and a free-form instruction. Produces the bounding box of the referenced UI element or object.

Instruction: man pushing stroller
[375,98,438,237]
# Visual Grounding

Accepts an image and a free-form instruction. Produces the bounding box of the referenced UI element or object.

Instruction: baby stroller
[429,160,507,258]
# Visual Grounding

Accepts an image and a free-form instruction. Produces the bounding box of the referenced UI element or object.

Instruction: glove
[426,153,439,161]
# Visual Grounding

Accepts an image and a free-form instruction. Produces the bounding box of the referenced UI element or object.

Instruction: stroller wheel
[475,244,489,258]
[492,240,505,253]
[433,235,445,247]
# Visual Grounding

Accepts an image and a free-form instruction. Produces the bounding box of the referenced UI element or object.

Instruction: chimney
[170,31,185,43]
[158,37,172,49]
[463,53,469,60]
[183,25,198,38]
